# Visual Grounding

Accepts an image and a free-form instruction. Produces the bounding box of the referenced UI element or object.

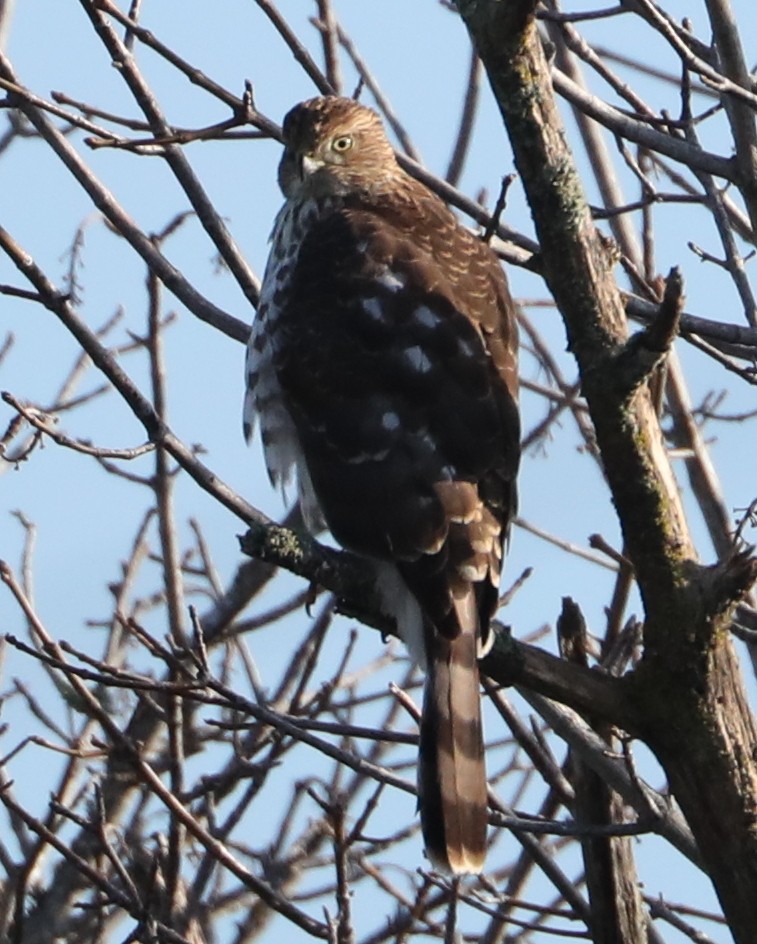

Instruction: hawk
[244,96,520,874]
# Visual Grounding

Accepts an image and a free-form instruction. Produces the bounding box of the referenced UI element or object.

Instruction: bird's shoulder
[287,179,510,316]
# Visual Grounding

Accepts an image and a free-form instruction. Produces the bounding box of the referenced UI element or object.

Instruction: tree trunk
[455,2,757,940]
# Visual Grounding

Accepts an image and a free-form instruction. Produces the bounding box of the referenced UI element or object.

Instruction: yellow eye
[331,134,354,153]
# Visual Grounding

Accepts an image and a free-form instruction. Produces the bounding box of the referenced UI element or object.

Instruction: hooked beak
[278,147,325,198]
[297,153,321,179]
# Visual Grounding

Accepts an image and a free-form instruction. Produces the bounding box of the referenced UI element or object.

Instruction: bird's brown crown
[278,96,399,199]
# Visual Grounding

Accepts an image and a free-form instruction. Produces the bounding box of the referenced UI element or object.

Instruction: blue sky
[1,2,755,939]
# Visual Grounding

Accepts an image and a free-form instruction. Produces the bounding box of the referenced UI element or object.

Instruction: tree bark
[454,1,757,940]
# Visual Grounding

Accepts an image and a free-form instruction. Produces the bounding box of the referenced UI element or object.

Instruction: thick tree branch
[239,524,631,730]
[455,2,757,940]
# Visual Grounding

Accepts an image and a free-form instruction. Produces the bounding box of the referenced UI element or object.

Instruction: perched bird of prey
[244,96,520,874]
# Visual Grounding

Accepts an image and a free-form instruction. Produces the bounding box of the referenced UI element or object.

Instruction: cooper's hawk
[244,96,520,874]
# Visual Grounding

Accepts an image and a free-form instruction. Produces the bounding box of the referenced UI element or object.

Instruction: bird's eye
[331,135,354,153]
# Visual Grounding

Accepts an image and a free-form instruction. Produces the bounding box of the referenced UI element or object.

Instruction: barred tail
[418,594,487,874]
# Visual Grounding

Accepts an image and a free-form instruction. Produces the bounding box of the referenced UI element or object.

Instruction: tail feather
[418,593,487,873]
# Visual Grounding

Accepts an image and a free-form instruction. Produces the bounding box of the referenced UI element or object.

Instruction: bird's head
[277,96,399,199]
